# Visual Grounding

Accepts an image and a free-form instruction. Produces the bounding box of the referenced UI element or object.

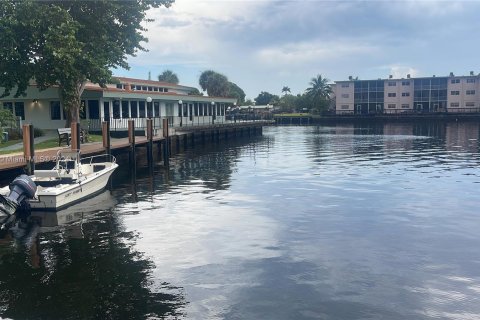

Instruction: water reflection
[0,190,186,319]
[1,121,480,319]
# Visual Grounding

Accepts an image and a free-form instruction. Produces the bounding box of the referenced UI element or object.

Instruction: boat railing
[80,153,117,165]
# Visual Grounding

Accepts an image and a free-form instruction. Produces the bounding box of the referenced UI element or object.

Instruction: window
[50,101,61,120]
[88,100,99,119]
[14,102,25,120]
[341,94,349,98]
[183,103,188,117]
[154,101,160,117]
[139,101,146,118]
[388,104,396,108]
[3,102,13,113]
[450,102,459,107]
[341,105,349,109]
[80,100,87,119]
[194,103,199,116]
[451,79,460,84]
[401,92,410,97]
[401,104,409,109]
[103,102,110,120]
[388,93,396,97]
[116,84,123,89]
[130,101,138,118]
[153,87,159,92]
[466,90,475,95]
[121,101,129,118]
[341,83,349,88]
[402,81,410,86]
[466,102,475,107]
[112,100,120,119]
[388,81,396,86]
[467,79,476,83]
[451,91,460,95]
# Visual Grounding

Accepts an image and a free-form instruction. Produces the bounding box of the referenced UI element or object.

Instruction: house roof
[113,76,197,91]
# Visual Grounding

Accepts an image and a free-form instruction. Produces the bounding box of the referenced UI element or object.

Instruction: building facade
[0,77,237,130]
[334,73,480,115]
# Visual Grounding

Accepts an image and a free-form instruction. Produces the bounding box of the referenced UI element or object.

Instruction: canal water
[1,121,480,319]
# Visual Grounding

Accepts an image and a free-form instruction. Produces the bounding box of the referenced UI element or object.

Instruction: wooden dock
[0,121,271,172]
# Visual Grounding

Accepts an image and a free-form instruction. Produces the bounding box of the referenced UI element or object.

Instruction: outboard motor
[0,175,37,233]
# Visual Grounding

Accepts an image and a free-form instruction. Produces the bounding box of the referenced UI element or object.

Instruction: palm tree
[158,70,179,84]
[305,74,332,113]
[281,86,291,95]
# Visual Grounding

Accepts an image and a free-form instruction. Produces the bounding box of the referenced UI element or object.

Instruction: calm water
[1,122,480,319]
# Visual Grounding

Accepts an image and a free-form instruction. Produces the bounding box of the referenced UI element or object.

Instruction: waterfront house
[0,77,237,131]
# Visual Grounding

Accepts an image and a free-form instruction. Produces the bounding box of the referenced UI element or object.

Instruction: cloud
[256,40,377,66]
[118,0,480,97]
[389,65,420,79]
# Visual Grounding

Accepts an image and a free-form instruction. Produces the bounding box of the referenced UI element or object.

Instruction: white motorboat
[0,149,118,211]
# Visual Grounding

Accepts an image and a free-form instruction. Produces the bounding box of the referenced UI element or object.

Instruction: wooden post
[162,118,169,166]
[22,124,35,175]
[71,122,81,151]
[128,119,136,168]
[146,118,153,167]
[102,121,111,155]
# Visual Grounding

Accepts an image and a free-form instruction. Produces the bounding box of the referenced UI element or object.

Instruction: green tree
[158,70,179,84]
[227,82,246,104]
[0,109,15,136]
[188,88,203,96]
[243,99,253,106]
[0,0,173,126]
[254,91,278,105]
[305,74,332,113]
[199,70,229,97]
[278,94,296,112]
[281,86,291,95]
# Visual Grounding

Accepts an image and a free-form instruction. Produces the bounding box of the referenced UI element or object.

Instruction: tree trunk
[60,80,86,127]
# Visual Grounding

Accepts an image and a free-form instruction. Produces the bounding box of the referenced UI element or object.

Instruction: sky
[115,0,480,100]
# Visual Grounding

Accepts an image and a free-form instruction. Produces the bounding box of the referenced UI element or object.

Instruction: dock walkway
[0,121,272,172]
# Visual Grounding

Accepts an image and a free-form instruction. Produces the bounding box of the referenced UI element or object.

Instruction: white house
[0,77,237,131]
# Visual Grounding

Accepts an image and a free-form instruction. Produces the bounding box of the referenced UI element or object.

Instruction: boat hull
[30,165,117,211]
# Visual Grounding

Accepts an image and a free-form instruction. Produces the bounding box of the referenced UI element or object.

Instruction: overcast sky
[115,0,480,99]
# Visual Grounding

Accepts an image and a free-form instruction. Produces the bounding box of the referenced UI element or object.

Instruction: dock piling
[71,122,81,151]
[102,121,111,155]
[128,120,136,168]
[22,124,35,175]
[162,119,169,166]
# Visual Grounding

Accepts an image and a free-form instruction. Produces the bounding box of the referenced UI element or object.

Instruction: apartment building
[334,73,480,115]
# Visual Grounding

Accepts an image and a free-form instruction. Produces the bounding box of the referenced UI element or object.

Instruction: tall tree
[281,86,291,95]
[0,0,173,126]
[158,70,179,84]
[254,91,278,105]
[227,82,246,104]
[199,70,229,97]
[305,74,332,113]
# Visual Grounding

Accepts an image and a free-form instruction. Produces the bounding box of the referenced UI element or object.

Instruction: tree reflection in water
[0,209,186,319]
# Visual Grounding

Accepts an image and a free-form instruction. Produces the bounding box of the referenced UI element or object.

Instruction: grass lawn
[0,139,22,149]
[0,134,104,155]
[274,113,311,117]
